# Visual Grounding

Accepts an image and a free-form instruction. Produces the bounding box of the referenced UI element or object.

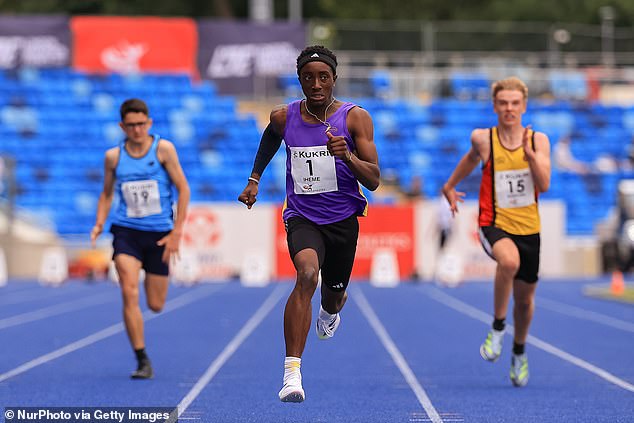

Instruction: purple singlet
[282,100,368,225]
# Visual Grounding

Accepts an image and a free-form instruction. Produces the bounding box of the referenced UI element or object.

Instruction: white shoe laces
[319,316,336,335]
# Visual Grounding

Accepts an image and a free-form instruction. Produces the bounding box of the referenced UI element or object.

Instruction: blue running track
[0,278,632,422]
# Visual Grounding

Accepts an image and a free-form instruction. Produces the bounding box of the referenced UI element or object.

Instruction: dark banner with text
[197,20,305,94]
[0,15,71,69]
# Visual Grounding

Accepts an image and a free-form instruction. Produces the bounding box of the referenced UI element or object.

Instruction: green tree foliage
[0,0,631,25]
[0,0,233,17]
[319,0,634,26]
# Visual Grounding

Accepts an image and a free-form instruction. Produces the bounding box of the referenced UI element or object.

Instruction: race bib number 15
[495,169,535,208]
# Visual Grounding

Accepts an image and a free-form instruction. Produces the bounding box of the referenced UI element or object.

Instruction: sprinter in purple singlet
[238,45,380,403]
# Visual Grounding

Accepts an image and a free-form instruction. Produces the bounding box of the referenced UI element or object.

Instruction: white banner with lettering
[183,200,564,282]
[414,199,565,281]
[181,204,275,281]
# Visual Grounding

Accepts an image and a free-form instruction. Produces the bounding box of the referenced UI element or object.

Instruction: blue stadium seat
[549,71,588,101]
[3,68,631,238]
[449,72,490,100]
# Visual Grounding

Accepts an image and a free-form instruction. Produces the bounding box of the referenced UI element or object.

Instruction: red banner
[275,206,415,280]
[71,16,197,75]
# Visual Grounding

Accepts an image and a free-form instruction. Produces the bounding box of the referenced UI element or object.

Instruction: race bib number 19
[495,169,535,208]
[121,179,162,217]
[290,145,338,194]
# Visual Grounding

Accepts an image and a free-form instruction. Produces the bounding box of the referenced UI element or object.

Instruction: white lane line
[177,284,288,417]
[1,282,52,291]
[353,288,443,423]
[536,296,634,333]
[424,287,634,393]
[0,283,40,294]
[0,293,115,330]
[470,285,634,333]
[0,287,76,306]
[0,285,223,383]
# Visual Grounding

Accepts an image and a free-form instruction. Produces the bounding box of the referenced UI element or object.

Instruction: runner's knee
[514,294,533,310]
[296,266,319,289]
[121,283,139,304]
[147,299,164,313]
[498,256,520,277]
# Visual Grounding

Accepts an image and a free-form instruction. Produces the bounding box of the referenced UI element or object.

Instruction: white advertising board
[181,204,276,281]
[415,199,565,281]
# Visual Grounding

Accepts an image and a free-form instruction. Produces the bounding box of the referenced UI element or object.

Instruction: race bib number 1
[495,169,535,208]
[121,179,162,217]
[290,145,338,194]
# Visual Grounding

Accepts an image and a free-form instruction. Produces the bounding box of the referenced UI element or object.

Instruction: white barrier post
[107,261,119,285]
[0,248,7,287]
[108,262,146,285]
[240,250,270,287]
[370,248,400,288]
[38,247,68,286]
[435,250,464,287]
[171,250,200,286]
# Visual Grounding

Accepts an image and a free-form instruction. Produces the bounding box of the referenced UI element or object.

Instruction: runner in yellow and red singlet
[442,77,551,387]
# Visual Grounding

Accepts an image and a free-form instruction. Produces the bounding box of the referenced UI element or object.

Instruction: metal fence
[249,19,634,101]
[308,19,634,68]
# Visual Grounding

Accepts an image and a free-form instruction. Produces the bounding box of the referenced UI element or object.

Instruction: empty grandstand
[1,14,634,279]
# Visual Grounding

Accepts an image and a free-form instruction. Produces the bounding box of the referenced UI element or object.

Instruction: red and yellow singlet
[478,127,540,235]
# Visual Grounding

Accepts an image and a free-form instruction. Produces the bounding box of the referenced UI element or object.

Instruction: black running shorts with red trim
[479,225,540,284]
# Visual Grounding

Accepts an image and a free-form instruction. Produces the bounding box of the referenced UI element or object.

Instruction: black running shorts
[110,224,171,276]
[478,226,541,284]
[285,214,359,292]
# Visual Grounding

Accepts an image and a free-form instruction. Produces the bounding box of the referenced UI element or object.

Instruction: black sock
[513,342,525,355]
[134,348,148,362]
[492,318,506,331]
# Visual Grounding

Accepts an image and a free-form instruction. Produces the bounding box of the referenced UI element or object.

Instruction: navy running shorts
[285,214,359,292]
[110,224,171,276]
[479,226,540,283]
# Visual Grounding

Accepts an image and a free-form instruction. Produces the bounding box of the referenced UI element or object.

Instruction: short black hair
[296,45,337,76]
[120,98,149,120]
